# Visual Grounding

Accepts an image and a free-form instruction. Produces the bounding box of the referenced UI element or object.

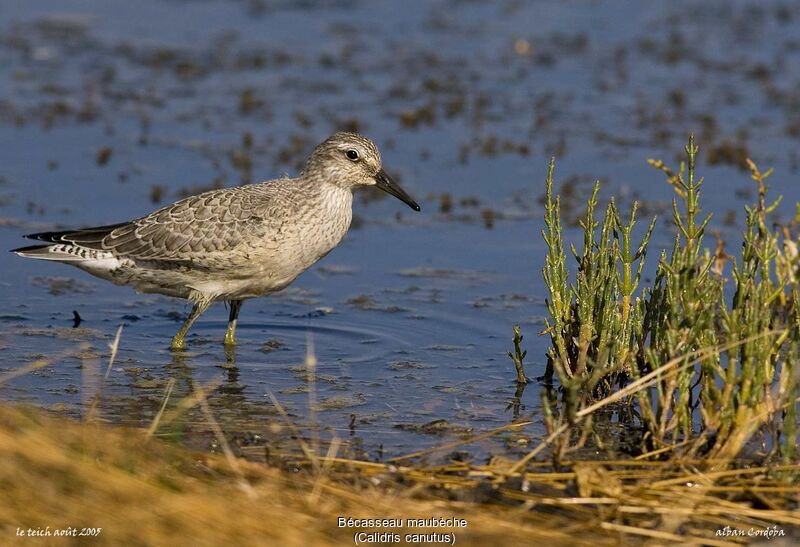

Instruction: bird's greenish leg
[224,300,243,347]
[170,299,212,351]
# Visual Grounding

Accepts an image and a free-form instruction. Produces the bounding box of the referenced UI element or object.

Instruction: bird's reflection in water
[102,343,337,465]
[217,347,246,397]
[146,348,259,448]
[223,344,237,367]
[165,351,195,391]
[163,346,246,397]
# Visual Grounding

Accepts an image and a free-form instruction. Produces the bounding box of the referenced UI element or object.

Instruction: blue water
[0,0,798,461]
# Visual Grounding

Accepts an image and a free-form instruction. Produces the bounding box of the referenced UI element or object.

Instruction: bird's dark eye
[346,149,359,161]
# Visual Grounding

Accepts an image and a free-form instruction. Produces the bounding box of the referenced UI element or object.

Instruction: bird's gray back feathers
[14,176,354,300]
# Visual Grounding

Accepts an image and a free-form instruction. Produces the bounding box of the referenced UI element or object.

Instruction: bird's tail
[11,244,89,261]
[12,223,126,262]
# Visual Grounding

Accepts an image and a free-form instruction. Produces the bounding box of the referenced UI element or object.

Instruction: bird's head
[303,132,420,211]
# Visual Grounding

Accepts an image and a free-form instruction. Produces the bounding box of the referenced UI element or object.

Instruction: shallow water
[0,0,798,462]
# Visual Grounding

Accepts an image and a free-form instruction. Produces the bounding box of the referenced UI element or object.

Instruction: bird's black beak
[374,169,420,212]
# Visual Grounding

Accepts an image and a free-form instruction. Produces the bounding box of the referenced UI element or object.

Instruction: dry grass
[0,403,797,546]
[0,404,607,546]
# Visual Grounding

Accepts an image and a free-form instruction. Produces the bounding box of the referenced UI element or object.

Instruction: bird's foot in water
[170,335,187,351]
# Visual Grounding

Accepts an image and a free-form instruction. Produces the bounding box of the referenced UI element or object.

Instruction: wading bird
[12,132,420,350]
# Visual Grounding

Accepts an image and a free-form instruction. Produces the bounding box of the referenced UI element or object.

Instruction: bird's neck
[316,181,353,218]
[288,181,352,263]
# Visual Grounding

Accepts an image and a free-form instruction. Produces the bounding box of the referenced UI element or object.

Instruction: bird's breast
[250,187,353,280]
[295,191,352,263]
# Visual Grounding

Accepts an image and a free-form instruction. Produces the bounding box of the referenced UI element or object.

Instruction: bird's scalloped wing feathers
[103,189,269,260]
[24,187,267,262]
